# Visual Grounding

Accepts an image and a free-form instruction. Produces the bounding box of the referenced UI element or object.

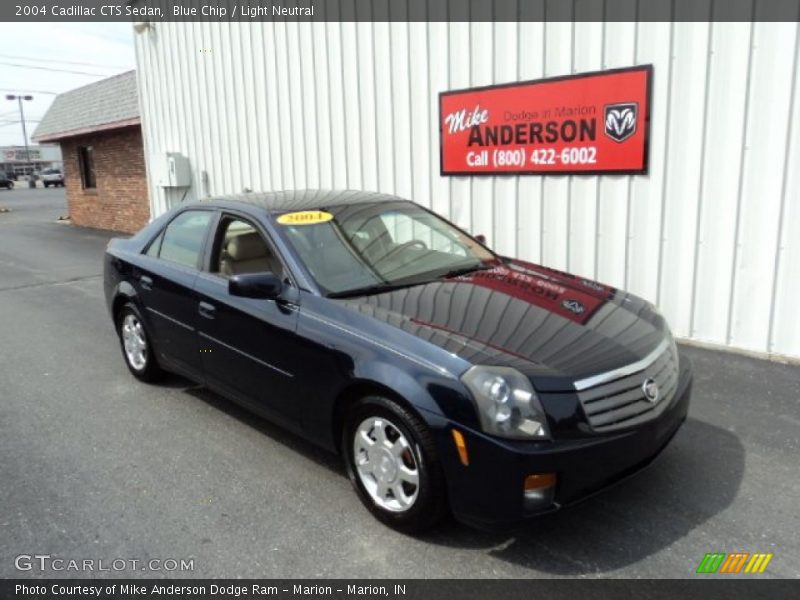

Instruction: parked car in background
[4,171,17,181]
[41,168,64,187]
[0,174,14,189]
[104,190,693,532]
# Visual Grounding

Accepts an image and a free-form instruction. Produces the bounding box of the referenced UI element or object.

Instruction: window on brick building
[78,145,96,189]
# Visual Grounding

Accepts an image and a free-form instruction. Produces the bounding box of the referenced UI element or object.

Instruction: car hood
[334,259,669,391]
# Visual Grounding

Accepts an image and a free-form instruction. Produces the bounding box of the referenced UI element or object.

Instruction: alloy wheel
[121,313,148,371]
[353,416,420,512]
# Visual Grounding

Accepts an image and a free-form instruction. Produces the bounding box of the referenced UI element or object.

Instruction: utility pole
[5,94,34,187]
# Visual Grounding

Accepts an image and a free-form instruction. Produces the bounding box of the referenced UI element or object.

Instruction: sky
[0,23,136,146]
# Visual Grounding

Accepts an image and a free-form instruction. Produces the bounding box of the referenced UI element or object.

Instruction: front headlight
[461,366,551,440]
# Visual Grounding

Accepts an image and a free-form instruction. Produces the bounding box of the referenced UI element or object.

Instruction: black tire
[342,396,448,533]
[116,302,164,383]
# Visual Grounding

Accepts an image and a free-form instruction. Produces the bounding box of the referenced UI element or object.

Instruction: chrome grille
[575,339,679,432]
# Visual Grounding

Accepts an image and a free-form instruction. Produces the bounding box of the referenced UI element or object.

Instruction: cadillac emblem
[642,378,659,404]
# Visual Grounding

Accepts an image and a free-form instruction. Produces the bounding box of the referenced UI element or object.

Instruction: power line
[0,53,130,70]
[0,116,43,122]
[0,61,113,77]
[0,120,41,129]
[0,88,59,96]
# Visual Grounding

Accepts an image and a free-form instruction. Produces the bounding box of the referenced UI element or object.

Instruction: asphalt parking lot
[1,187,798,579]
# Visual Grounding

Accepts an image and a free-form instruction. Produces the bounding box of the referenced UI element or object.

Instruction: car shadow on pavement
[421,417,745,575]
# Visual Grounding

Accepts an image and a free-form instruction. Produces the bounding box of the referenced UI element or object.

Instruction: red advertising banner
[439,65,652,176]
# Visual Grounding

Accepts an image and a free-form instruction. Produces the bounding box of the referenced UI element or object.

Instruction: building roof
[32,70,140,142]
[201,190,404,213]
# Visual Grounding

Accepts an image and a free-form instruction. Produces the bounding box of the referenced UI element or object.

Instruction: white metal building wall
[134,19,800,359]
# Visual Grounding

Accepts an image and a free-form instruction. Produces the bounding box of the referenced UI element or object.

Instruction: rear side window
[145,231,164,257]
[150,210,214,269]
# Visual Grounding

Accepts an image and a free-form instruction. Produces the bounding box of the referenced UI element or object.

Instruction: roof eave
[32,117,141,143]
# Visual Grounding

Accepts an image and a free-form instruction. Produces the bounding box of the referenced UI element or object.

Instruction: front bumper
[436,356,693,530]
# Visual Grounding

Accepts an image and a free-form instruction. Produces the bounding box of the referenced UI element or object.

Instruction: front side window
[279,201,498,297]
[78,146,96,189]
[149,210,214,269]
[211,217,284,278]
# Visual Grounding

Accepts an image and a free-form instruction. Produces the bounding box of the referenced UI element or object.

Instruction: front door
[194,215,302,422]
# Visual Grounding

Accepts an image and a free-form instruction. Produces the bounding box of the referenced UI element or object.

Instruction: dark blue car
[104,190,692,532]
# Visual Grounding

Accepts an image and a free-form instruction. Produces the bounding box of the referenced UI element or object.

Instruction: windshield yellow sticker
[276,210,333,225]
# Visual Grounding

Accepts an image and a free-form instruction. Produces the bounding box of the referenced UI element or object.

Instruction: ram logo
[604,102,638,142]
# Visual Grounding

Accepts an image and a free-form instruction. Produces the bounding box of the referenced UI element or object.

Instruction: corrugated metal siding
[134,19,800,359]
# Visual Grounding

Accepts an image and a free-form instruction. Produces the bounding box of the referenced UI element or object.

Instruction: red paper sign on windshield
[439,65,651,176]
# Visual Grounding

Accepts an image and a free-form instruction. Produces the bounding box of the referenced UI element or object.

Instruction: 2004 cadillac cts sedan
[104,190,692,532]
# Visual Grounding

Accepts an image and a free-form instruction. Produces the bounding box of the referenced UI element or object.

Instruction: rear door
[135,209,216,378]
[194,213,303,422]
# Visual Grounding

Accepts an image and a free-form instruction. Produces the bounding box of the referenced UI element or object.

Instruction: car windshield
[278,201,499,297]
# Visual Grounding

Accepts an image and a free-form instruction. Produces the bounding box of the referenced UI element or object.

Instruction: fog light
[451,429,469,466]
[523,473,556,511]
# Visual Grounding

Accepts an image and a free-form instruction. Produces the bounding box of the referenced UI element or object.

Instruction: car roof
[198,189,405,214]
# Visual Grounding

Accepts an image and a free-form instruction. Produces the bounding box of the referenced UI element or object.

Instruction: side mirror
[474,234,487,245]
[229,272,283,300]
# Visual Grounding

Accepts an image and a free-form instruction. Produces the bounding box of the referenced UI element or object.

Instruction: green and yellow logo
[696,552,773,574]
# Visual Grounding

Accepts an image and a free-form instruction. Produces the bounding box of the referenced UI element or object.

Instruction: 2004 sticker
[276,211,333,225]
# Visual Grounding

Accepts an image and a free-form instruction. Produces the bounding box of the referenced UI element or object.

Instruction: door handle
[198,301,216,320]
[139,275,153,291]
[276,297,298,313]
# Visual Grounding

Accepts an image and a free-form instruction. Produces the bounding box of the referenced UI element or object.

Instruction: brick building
[32,71,149,233]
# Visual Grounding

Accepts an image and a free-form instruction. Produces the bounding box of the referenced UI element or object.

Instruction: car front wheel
[117,303,163,382]
[343,396,447,533]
